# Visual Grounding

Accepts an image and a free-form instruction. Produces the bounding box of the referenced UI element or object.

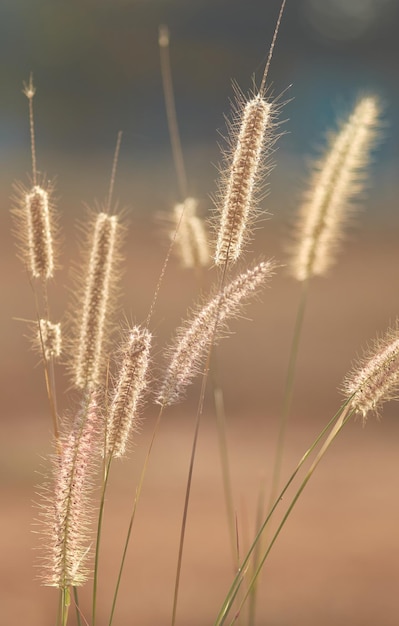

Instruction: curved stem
[108,407,164,626]
[214,399,352,626]
[230,406,353,624]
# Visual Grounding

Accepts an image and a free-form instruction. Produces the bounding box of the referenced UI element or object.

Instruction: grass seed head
[343,325,399,421]
[12,180,58,281]
[36,319,62,361]
[105,325,152,458]
[157,259,275,406]
[214,93,273,267]
[289,95,381,281]
[171,197,210,269]
[69,210,124,390]
[38,393,100,588]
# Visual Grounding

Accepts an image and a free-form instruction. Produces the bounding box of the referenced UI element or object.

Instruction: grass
[4,2,399,625]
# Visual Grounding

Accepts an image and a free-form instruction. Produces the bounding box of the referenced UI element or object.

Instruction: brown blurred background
[1,1,399,624]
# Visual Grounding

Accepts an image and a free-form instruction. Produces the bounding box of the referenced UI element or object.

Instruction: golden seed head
[37,319,62,360]
[343,327,399,421]
[289,95,381,282]
[72,211,122,390]
[172,197,210,269]
[105,326,152,458]
[214,95,272,266]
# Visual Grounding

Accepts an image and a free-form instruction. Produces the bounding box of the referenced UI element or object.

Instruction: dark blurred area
[1,1,399,625]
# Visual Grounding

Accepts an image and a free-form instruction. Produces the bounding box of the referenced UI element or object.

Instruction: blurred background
[1,1,399,624]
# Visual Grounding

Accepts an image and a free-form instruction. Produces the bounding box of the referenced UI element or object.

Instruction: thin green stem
[171,401,203,626]
[171,251,232,625]
[214,399,351,626]
[213,376,238,569]
[92,365,112,626]
[73,587,83,626]
[159,24,188,202]
[61,587,70,626]
[248,278,309,624]
[92,459,112,626]
[230,406,353,624]
[108,407,164,626]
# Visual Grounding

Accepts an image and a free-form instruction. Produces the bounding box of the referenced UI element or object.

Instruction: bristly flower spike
[70,134,124,389]
[157,259,276,406]
[12,76,58,281]
[171,198,210,269]
[214,0,286,267]
[343,324,399,421]
[37,319,62,361]
[39,393,100,588]
[105,326,152,458]
[72,211,121,389]
[290,95,381,281]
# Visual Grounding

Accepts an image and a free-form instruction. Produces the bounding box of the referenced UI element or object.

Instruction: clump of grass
[10,2,397,625]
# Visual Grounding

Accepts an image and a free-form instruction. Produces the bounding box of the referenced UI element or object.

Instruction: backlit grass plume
[290,95,380,281]
[157,259,275,406]
[70,211,123,390]
[343,324,399,420]
[36,319,62,361]
[105,325,152,458]
[171,197,210,269]
[214,91,273,267]
[12,77,58,281]
[39,393,100,588]
[213,1,286,267]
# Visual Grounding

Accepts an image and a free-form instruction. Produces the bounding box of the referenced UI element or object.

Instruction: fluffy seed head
[214,93,272,266]
[71,211,123,390]
[171,197,210,269]
[39,393,100,587]
[36,319,62,361]
[12,181,57,280]
[157,259,275,406]
[343,326,399,421]
[105,326,152,458]
[289,96,380,281]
